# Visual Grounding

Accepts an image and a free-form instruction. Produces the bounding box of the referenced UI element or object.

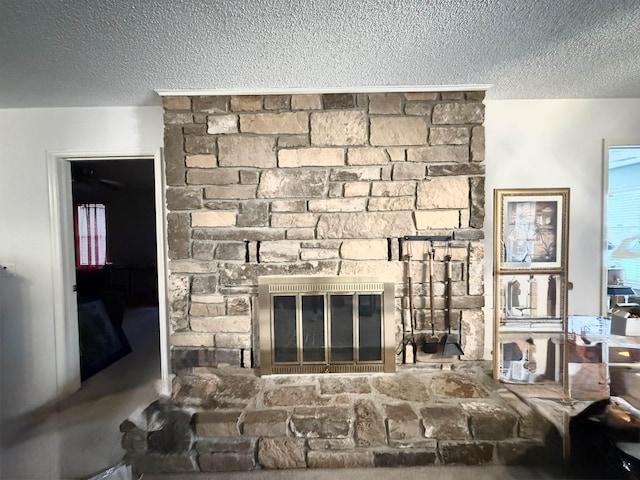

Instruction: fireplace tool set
[400,235,464,363]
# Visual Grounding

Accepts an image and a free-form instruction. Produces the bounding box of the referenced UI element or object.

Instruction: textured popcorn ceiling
[1,0,639,108]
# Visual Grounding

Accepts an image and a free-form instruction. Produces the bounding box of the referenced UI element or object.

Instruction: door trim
[47,149,171,399]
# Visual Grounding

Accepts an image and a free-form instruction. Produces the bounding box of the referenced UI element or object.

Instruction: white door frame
[47,149,171,399]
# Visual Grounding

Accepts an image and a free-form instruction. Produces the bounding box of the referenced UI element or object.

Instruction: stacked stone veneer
[163,91,486,373]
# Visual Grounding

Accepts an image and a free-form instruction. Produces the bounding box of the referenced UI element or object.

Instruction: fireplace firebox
[258,276,395,375]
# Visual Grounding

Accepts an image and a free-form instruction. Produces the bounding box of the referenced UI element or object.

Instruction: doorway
[47,151,170,399]
[71,159,158,380]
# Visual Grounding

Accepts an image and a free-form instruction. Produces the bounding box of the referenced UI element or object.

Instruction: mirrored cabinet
[493,188,570,389]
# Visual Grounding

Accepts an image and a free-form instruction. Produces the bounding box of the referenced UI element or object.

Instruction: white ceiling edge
[155,84,493,97]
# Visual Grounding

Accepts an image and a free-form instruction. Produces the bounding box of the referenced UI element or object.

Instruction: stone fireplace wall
[163,91,486,375]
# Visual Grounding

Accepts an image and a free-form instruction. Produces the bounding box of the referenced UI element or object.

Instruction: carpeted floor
[0,306,161,480]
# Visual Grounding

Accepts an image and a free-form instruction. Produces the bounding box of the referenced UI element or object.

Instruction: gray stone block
[126,453,197,475]
[371,374,429,402]
[462,402,518,440]
[290,406,352,438]
[258,438,307,469]
[354,400,386,447]
[257,169,327,198]
[430,373,487,398]
[322,93,356,109]
[196,438,256,472]
[421,405,470,440]
[243,409,289,437]
[147,408,194,454]
[308,450,373,468]
[373,449,437,467]
[385,403,420,439]
[439,440,494,465]
[264,385,326,408]
[196,410,242,437]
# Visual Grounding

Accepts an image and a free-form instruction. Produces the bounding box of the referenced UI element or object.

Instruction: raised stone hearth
[121,366,560,474]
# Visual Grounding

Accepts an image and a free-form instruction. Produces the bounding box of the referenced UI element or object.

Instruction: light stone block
[404,92,439,100]
[461,310,484,360]
[240,112,308,134]
[340,260,404,282]
[468,244,484,296]
[191,211,236,227]
[257,170,327,198]
[310,111,367,146]
[308,198,367,212]
[415,210,460,229]
[370,181,416,197]
[347,148,389,165]
[271,213,318,228]
[432,103,484,125]
[164,112,193,124]
[186,154,217,168]
[340,240,388,260]
[286,228,315,240]
[204,185,257,199]
[405,102,432,116]
[163,96,191,110]
[417,177,468,209]
[271,200,307,212]
[344,182,371,197]
[429,127,470,145]
[259,241,300,262]
[328,183,342,197]
[278,148,344,167]
[218,136,276,168]
[190,316,251,333]
[300,249,340,260]
[471,126,485,162]
[368,93,403,114]
[368,197,415,211]
[189,303,224,317]
[291,94,322,110]
[370,117,427,146]
[407,145,469,163]
[170,333,214,347]
[317,212,414,238]
[230,95,262,111]
[207,114,238,134]
[386,147,406,162]
[392,162,426,180]
[169,260,217,273]
[168,274,189,317]
[191,294,225,304]
[215,333,251,349]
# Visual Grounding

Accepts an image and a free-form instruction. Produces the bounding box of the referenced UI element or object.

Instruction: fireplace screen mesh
[259,276,395,375]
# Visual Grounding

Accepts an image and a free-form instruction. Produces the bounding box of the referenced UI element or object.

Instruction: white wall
[2,99,640,418]
[0,107,163,419]
[484,99,640,358]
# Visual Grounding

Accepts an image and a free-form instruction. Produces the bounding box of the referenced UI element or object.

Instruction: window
[75,203,107,268]
[608,148,640,290]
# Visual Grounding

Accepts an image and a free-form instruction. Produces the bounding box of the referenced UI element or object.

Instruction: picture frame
[494,188,570,270]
